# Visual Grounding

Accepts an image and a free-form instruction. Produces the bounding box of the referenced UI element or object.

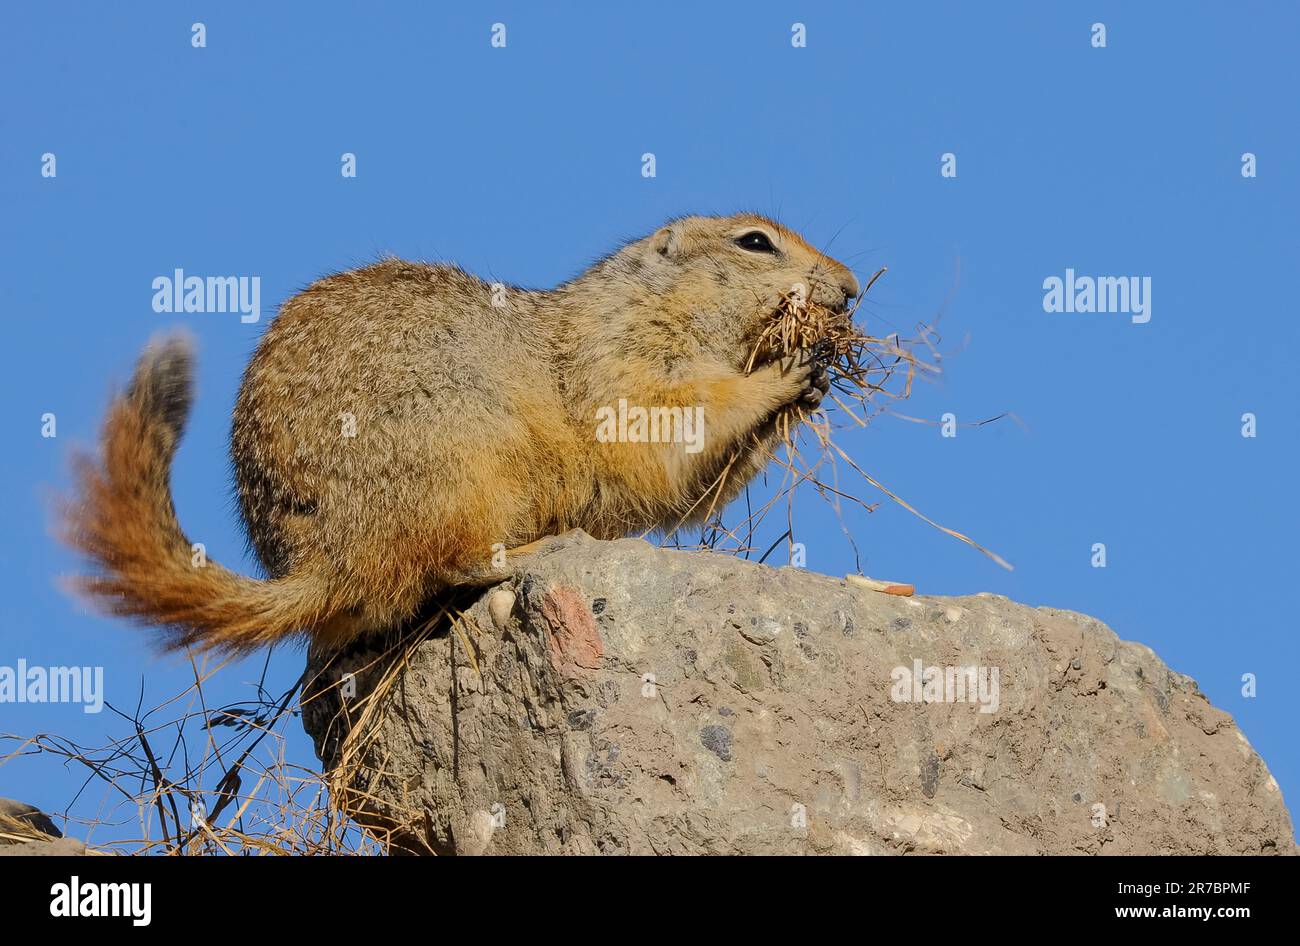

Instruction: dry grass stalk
[0,581,478,855]
[1,650,397,855]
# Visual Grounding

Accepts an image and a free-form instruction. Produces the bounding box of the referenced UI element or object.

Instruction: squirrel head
[596,213,862,370]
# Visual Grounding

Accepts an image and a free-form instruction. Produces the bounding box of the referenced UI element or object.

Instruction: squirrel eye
[733,231,777,254]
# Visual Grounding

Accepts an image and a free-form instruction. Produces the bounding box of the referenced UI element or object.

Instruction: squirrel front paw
[775,349,831,410]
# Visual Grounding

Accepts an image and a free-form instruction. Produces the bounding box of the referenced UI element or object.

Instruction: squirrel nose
[824,270,860,312]
[839,270,861,303]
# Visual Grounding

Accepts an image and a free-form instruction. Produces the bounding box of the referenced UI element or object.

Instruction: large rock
[302,533,1295,855]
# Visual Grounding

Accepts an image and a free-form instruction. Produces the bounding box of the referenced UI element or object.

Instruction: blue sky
[2,2,1296,847]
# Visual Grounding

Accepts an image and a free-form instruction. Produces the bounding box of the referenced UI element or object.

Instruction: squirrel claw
[793,356,831,408]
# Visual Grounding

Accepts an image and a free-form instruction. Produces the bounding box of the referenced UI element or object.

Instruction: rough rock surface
[302,533,1296,855]
[0,797,85,856]
[0,837,87,857]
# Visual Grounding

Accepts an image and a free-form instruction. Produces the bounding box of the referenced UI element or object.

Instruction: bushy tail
[61,332,337,655]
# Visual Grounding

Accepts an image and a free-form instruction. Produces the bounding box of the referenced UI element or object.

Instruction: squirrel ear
[648,225,685,261]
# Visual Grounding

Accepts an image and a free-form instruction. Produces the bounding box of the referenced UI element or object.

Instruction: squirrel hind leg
[439,529,594,589]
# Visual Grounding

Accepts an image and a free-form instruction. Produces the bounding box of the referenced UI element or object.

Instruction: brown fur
[62,214,859,654]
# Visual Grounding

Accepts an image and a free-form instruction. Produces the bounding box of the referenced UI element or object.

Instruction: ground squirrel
[63,213,860,654]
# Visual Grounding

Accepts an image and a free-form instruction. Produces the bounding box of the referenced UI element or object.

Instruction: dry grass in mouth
[677,266,1012,572]
[744,266,902,441]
